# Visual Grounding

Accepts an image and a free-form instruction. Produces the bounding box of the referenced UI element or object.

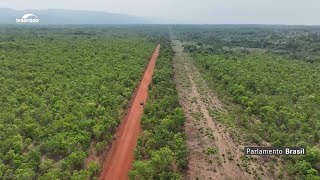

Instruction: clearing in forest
[100,44,160,180]
[172,40,272,180]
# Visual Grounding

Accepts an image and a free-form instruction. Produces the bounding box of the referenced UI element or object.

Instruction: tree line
[129,38,187,179]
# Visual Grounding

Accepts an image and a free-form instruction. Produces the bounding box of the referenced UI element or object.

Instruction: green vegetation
[206,147,218,155]
[3,24,319,179]
[174,25,320,63]
[129,38,187,179]
[0,26,157,179]
[174,25,320,179]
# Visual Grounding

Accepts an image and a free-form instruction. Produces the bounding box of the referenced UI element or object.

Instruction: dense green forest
[173,25,320,63]
[2,24,320,179]
[0,26,161,179]
[130,38,187,179]
[174,25,320,179]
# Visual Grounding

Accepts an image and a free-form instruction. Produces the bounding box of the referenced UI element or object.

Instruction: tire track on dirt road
[100,44,160,180]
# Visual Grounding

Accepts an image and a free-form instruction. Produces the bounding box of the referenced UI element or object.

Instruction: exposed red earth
[100,44,160,180]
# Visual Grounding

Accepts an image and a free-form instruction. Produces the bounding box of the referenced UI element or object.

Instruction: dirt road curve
[100,44,160,180]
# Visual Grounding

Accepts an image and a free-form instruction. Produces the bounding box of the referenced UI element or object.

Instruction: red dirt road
[100,44,160,180]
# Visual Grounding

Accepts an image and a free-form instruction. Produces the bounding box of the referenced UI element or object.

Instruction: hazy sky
[1,0,320,24]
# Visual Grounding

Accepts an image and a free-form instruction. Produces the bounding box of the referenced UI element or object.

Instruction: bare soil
[99,44,160,180]
[172,40,273,180]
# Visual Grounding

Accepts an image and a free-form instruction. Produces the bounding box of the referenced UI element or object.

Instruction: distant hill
[0,8,167,24]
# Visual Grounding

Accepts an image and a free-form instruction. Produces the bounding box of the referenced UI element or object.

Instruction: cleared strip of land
[172,40,272,180]
[100,44,160,180]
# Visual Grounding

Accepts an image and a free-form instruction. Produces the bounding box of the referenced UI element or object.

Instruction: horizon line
[1,8,320,26]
